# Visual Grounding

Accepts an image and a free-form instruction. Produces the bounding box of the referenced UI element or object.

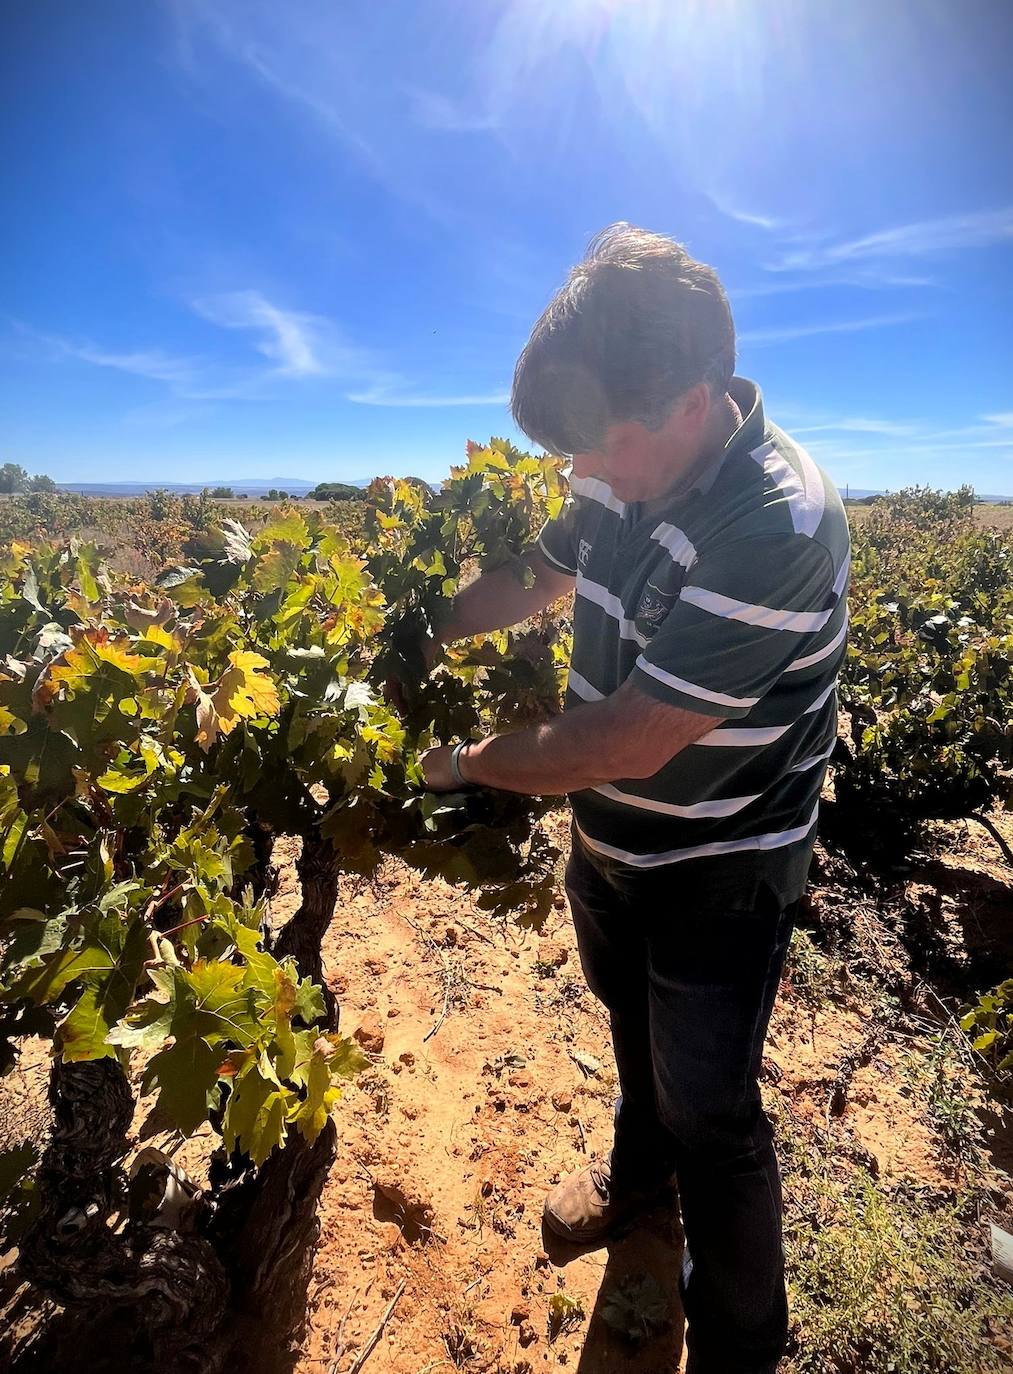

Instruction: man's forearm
[460,705,625,795]
[420,682,722,795]
[437,554,573,645]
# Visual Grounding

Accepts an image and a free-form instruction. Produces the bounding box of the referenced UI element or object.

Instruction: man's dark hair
[511,223,736,456]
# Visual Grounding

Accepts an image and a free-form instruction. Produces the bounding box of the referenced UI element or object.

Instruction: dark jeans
[564,828,797,1374]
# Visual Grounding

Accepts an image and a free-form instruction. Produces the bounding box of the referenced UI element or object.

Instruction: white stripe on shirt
[789,738,837,773]
[784,615,848,672]
[803,679,838,714]
[775,430,827,539]
[650,522,697,570]
[569,475,626,514]
[574,801,820,869]
[696,682,838,747]
[694,722,793,747]
[635,656,760,709]
[591,783,762,818]
[576,574,648,645]
[750,439,825,539]
[679,585,835,634]
[536,533,577,575]
[571,674,835,747]
[567,667,605,702]
[832,553,851,598]
[593,743,831,817]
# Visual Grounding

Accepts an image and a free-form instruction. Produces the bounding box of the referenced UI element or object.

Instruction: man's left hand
[418,744,463,793]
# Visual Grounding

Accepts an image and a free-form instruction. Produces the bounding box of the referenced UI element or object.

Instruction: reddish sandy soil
[2,804,1011,1374]
[278,808,1011,1374]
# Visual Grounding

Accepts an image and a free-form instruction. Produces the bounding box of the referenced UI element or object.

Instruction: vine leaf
[190,651,281,752]
[6,913,149,1063]
[221,1057,288,1163]
[292,1047,341,1144]
[132,961,261,1135]
[143,1034,223,1137]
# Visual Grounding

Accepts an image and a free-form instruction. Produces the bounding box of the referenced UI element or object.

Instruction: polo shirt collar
[691,375,764,497]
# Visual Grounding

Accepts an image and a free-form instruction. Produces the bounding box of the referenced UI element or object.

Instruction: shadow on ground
[542,1200,686,1374]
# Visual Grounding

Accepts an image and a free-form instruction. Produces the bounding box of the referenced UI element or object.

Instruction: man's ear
[657,383,712,449]
[678,382,712,433]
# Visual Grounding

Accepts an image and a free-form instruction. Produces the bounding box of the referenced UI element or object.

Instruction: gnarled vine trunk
[203,1119,338,1371]
[16,1059,229,1374]
[238,815,280,904]
[203,824,342,1365]
[17,826,343,1373]
[271,826,340,1030]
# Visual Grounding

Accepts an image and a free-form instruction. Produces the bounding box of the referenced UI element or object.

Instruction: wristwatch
[450,738,479,789]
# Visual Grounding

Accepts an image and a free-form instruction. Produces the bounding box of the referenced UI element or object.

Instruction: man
[418,224,850,1374]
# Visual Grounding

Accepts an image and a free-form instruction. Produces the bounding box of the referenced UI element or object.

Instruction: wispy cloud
[346,385,509,408]
[729,271,936,300]
[404,86,498,134]
[769,207,1013,272]
[738,313,921,347]
[705,190,784,232]
[191,291,365,379]
[791,417,919,438]
[51,341,203,388]
[779,407,1013,494]
[23,290,509,418]
[37,330,268,403]
[24,291,375,406]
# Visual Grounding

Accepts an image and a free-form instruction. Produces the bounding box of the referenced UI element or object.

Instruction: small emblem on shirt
[578,539,592,568]
[634,578,679,638]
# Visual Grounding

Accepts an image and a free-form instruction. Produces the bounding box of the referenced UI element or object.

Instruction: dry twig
[327,1283,364,1374]
[348,1278,408,1373]
[424,948,454,1044]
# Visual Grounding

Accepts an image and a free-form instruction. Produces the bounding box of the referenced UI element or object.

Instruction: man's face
[570,425,666,503]
[569,384,713,504]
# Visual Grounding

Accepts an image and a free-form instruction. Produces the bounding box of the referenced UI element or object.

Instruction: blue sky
[3,0,1012,493]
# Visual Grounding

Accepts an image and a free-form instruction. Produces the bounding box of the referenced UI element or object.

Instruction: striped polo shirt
[535,376,850,902]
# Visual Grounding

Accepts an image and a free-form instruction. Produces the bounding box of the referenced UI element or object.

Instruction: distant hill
[45,478,1012,502]
[55,478,372,497]
[840,487,1011,504]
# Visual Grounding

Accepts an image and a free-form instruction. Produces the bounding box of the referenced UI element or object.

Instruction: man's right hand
[381,547,574,715]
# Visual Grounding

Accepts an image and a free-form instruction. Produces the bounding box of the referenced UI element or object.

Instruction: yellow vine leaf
[191,652,280,752]
[34,628,146,708]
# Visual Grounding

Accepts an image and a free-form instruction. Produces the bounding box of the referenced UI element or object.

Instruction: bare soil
[2,805,1011,1374]
[275,807,1013,1373]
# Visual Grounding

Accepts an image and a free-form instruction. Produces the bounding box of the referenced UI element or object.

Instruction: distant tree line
[259,483,371,502]
[306,482,368,502]
[0,462,57,494]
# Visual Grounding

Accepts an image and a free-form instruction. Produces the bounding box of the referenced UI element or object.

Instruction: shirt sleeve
[534,494,580,576]
[629,534,838,718]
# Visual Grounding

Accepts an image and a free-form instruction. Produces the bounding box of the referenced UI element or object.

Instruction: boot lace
[589,1161,611,1200]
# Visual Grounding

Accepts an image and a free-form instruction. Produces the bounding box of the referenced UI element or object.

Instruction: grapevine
[0,440,569,1367]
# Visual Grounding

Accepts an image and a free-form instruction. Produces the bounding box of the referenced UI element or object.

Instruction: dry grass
[846,501,1013,530]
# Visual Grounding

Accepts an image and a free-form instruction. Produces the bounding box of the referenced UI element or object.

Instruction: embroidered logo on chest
[578,538,592,568]
[633,564,685,639]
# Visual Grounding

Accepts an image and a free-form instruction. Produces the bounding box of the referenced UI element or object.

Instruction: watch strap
[450,738,478,789]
